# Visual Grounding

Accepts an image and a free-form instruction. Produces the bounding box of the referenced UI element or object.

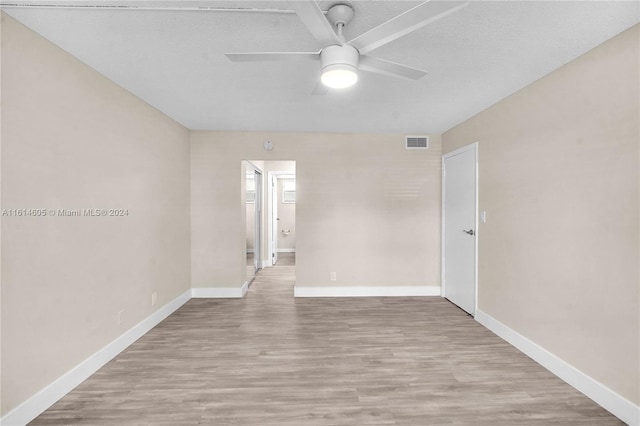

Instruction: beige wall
[192,132,441,289]
[277,178,296,251]
[443,25,639,404]
[1,13,191,415]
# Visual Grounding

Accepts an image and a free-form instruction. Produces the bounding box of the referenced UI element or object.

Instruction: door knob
[463,229,475,236]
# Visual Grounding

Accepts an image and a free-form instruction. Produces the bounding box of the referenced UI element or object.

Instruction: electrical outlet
[151,292,157,306]
[117,310,124,325]
[330,272,337,281]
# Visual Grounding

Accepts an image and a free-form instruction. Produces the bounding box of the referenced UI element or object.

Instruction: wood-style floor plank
[30,254,623,425]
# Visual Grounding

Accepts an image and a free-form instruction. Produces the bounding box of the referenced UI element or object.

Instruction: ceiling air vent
[405,136,429,149]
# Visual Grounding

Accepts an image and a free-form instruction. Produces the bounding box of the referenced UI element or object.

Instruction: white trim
[191,284,247,298]
[475,309,640,426]
[267,172,276,267]
[440,155,446,298]
[1,289,192,426]
[441,141,479,314]
[262,258,271,268]
[277,248,295,253]
[473,144,479,314]
[294,286,440,298]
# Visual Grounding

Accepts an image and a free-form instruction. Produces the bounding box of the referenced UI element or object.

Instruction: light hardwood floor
[31,254,622,425]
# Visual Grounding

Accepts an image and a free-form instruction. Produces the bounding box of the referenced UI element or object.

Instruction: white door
[443,143,477,315]
[270,174,278,265]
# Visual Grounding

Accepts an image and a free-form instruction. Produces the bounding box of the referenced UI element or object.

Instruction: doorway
[442,142,478,315]
[268,172,296,266]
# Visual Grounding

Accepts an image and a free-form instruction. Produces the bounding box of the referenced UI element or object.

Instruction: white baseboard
[191,283,247,298]
[475,309,639,426]
[277,248,295,253]
[1,289,192,426]
[294,285,440,298]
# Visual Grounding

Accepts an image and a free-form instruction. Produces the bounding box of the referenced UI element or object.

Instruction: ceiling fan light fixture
[320,44,359,89]
[321,64,358,88]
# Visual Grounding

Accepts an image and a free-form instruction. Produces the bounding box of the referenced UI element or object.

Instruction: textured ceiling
[3,1,639,133]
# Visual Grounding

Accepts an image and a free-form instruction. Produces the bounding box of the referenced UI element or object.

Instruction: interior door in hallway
[443,143,477,315]
[270,174,278,265]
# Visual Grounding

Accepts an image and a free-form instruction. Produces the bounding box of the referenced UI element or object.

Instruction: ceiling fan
[225,0,468,92]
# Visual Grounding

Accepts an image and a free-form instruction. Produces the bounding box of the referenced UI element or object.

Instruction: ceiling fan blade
[225,52,319,62]
[291,0,341,46]
[348,1,469,55]
[359,56,427,80]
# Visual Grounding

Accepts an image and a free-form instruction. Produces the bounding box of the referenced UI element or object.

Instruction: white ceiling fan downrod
[321,4,358,88]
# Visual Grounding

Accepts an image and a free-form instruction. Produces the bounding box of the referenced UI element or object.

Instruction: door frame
[441,142,479,315]
[245,161,263,273]
[254,168,263,272]
[267,171,296,266]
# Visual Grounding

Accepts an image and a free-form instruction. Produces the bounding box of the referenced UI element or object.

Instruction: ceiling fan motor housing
[320,44,359,88]
[320,44,359,70]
